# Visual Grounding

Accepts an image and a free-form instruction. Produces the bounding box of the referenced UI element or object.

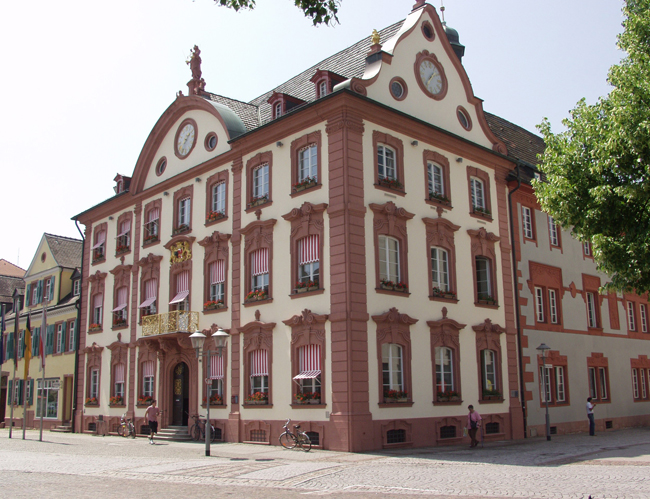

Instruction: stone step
[50,426,72,433]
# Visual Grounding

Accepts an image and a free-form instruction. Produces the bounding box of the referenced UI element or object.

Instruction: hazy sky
[0,0,624,270]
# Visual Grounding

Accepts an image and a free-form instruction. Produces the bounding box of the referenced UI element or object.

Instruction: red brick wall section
[326,112,373,452]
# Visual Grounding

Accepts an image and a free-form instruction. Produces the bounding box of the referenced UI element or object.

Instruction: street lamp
[536,342,552,441]
[190,327,229,456]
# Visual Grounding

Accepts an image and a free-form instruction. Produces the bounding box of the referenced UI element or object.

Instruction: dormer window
[113,174,131,194]
[116,180,123,193]
[319,80,328,98]
[73,279,81,296]
[274,102,282,118]
[310,69,345,100]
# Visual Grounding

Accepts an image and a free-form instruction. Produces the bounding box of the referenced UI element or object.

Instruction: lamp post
[190,328,229,457]
[536,342,551,441]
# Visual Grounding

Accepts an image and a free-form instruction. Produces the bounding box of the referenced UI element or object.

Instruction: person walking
[586,397,596,436]
[144,400,161,444]
[466,405,482,448]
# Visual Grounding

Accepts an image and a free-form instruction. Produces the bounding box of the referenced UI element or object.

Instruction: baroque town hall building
[72,2,650,450]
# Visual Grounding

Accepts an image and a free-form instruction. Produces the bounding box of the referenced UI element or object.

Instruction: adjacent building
[1,234,82,430]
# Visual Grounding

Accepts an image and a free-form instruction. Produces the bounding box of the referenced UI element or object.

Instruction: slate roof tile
[45,234,83,269]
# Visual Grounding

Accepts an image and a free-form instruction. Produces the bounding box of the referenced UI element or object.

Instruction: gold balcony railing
[142,310,199,337]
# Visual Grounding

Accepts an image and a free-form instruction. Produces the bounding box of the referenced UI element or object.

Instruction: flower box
[394,283,408,293]
[206,211,226,223]
[85,397,99,407]
[113,319,127,328]
[473,207,492,218]
[378,178,403,190]
[293,179,317,192]
[308,286,319,292]
[204,301,225,311]
[429,192,451,205]
[143,235,159,245]
[88,324,102,332]
[246,399,268,405]
[172,224,190,235]
[295,287,308,294]
[310,398,321,404]
[138,397,154,407]
[115,245,130,256]
[248,196,269,208]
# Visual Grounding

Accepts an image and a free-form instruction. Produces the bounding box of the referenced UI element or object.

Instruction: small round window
[422,21,435,41]
[457,107,472,131]
[156,157,167,176]
[389,77,407,101]
[205,132,218,151]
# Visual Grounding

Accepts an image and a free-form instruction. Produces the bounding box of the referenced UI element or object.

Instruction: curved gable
[131,96,246,194]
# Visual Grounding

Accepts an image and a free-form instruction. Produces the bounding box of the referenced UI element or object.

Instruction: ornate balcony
[142,310,199,337]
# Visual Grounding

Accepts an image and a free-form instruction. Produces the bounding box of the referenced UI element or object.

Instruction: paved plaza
[1,427,649,499]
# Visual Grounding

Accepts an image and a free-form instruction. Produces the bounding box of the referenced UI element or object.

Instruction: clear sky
[0,0,624,270]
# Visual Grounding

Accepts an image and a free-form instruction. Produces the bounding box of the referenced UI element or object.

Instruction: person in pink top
[144,400,161,444]
[466,405,482,448]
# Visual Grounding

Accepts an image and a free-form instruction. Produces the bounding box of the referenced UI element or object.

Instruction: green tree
[215,0,340,25]
[535,0,650,293]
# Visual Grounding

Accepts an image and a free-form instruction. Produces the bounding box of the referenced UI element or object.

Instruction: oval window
[156,157,167,176]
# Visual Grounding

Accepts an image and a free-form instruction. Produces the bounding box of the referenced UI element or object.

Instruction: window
[586,292,598,328]
[431,248,449,292]
[73,279,80,296]
[18,330,23,359]
[90,369,99,399]
[319,80,327,97]
[249,349,269,396]
[540,365,566,403]
[627,301,637,331]
[142,361,154,397]
[555,366,566,402]
[253,164,269,200]
[588,367,598,399]
[377,145,396,181]
[91,226,106,262]
[522,206,534,240]
[382,343,403,395]
[471,177,485,211]
[587,354,609,402]
[36,379,59,418]
[116,218,131,253]
[549,289,558,324]
[178,197,190,227]
[144,205,160,244]
[114,364,125,399]
[427,162,444,199]
[294,344,322,398]
[274,102,282,118]
[583,241,592,257]
[476,257,492,300]
[599,367,608,400]
[211,182,226,216]
[32,286,39,305]
[632,369,640,399]
[209,261,225,302]
[241,219,275,303]
[112,286,128,327]
[435,347,454,393]
[298,145,318,183]
[535,287,545,322]
[641,369,648,399]
[170,271,190,311]
[482,349,497,394]
[250,248,269,294]
[55,324,64,354]
[139,278,158,318]
[641,304,648,333]
[68,321,75,352]
[548,216,559,247]
[297,235,320,288]
[44,278,53,302]
[92,293,103,327]
[379,236,400,283]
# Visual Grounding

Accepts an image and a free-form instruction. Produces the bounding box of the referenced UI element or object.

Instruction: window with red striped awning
[210,260,225,284]
[93,293,103,308]
[170,271,189,304]
[251,249,269,276]
[91,230,106,249]
[114,363,125,383]
[112,287,128,312]
[139,279,157,308]
[250,349,268,376]
[143,361,154,377]
[209,355,224,379]
[116,220,131,237]
[147,208,159,223]
[299,235,319,265]
[293,344,321,379]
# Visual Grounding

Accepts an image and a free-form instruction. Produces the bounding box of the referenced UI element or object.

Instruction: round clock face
[419,59,444,96]
[177,123,195,156]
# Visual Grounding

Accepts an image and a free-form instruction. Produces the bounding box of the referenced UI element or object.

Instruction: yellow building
[1,233,82,430]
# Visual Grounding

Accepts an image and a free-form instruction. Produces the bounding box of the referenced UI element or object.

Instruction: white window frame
[522,206,533,239]
[178,197,191,227]
[540,365,552,403]
[641,304,648,333]
[253,164,269,199]
[37,378,59,419]
[377,144,396,181]
[252,272,269,293]
[470,177,485,210]
[251,375,268,394]
[584,241,591,256]
[211,182,226,215]
[298,144,318,182]
[431,247,449,292]
[632,369,640,399]
[586,292,597,328]
[90,369,99,399]
[378,235,400,283]
[319,80,327,97]
[535,287,545,322]
[382,343,404,392]
[274,102,282,118]
[548,216,559,246]
[482,349,497,392]
[56,324,63,354]
[475,257,492,299]
[641,369,647,399]
[548,289,558,324]
[555,366,566,402]
[143,374,154,398]
[627,301,636,331]
[598,367,608,400]
[298,261,319,285]
[588,367,598,399]
[44,278,52,302]
[427,162,444,197]
[73,280,80,296]
[435,346,454,392]
[68,321,75,352]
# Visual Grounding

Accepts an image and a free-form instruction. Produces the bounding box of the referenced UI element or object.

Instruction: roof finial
[371,29,380,45]
[186,45,206,96]
[440,1,446,24]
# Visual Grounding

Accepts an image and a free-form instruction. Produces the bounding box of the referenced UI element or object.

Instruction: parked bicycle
[189,414,217,442]
[279,419,311,451]
[117,413,136,438]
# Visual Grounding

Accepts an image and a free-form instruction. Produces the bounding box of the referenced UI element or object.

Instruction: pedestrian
[466,405,482,448]
[586,397,596,436]
[144,400,161,444]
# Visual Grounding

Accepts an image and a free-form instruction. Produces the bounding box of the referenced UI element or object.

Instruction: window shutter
[28,379,34,405]
[19,380,24,406]
[46,325,55,355]
[25,284,31,306]
[20,330,26,357]
[70,321,76,351]
[7,332,13,360]
[49,276,55,301]
[36,280,43,303]
[32,328,39,356]
[60,327,67,354]
[8,380,12,403]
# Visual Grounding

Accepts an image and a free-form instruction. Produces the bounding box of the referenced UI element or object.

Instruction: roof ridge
[205,92,259,109]
[44,233,83,243]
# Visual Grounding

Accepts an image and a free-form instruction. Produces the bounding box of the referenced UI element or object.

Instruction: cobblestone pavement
[1,427,649,499]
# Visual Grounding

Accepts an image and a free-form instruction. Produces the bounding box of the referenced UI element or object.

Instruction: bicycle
[117,413,136,438]
[189,414,217,442]
[279,419,311,452]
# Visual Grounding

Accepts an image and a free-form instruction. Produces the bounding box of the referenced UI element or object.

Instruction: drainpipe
[507,165,527,437]
[72,220,85,433]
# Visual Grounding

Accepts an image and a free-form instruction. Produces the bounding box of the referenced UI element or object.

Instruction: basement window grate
[440,425,457,439]
[386,429,406,444]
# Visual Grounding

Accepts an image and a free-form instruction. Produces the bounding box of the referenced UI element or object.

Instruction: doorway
[171,362,189,426]
[0,375,6,424]
[62,376,73,423]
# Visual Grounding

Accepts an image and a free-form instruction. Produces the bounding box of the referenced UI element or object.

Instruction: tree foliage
[535,0,650,293]
[215,0,340,26]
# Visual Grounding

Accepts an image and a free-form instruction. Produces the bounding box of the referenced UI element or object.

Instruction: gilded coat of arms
[170,241,191,264]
